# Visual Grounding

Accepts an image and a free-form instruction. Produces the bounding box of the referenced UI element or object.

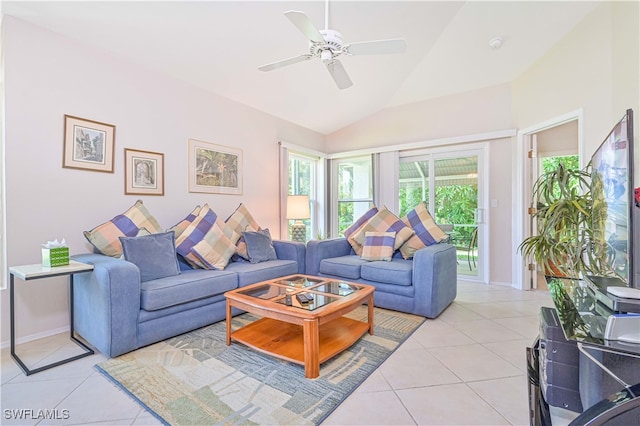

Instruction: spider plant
[518,162,611,278]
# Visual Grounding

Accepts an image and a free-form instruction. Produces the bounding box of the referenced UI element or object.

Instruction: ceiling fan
[258,1,407,90]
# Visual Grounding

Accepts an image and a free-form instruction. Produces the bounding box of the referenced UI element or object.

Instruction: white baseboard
[490,280,516,288]
[0,326,70,349]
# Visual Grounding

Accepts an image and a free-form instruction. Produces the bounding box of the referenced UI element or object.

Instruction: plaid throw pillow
[191,223,237,270]
[343,206,378,255]
[167,205,202,240]
[399,201,448,259]
[175,205,219,268]
[84,200,162,258]
[352,207,414,253]
[361,231,396,261]
[225,203,260,260]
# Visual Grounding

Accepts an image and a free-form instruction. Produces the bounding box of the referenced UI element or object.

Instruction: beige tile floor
[1,281,556,425]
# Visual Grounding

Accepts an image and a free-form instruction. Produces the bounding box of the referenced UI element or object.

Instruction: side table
[9,260,95,375]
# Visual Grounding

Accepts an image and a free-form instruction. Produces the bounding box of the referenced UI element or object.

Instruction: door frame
[512,109,585,290]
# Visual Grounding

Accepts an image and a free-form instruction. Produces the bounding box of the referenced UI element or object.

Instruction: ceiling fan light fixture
[259,3,406,90]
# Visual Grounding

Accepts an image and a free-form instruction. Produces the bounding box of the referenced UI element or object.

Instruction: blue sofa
[306,238,457,318]
[71,240,305,357]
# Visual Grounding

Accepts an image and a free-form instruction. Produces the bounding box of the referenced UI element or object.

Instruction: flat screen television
[589,109,635,287]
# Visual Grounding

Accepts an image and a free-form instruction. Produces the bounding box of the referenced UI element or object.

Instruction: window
[288,153,315,241]
[334,156,374,236]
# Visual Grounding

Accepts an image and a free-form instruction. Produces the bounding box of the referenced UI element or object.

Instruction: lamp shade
[286,195,310,220]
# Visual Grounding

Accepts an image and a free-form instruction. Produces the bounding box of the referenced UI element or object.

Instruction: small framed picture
[124,148,164,196]
[188,139,242,195]
[63,115,115,173]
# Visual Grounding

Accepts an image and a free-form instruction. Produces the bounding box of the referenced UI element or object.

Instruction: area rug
[96,306,425,425]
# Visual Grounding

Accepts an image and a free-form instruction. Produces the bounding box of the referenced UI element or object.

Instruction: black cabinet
[539,307,583,413]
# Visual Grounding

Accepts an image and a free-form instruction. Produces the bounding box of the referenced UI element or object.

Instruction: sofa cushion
[191,222,237,270]
[361,231,396,262]
[225,203,260,260]
[399,201,448,259]
[243,228,277,264]
[175,205,218,268]
[353,207,415,251]
[360,258,413,286]
[224,259,299,287]
[84,200,163,258]
[343,206,378,255]
[167,205,202,239]
[120,231,180,282]
[319,255,367,280]
[140,268,238,311]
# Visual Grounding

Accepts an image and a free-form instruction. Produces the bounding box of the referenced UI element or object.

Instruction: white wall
[1,17,324,344]
[326,84,513,153]
[512,2,639,167]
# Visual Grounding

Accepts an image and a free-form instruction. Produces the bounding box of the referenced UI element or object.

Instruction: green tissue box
[42,247,69,267]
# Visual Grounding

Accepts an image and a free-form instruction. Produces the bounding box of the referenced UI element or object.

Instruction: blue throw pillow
[120,231,181,282]
[243,228,277,264]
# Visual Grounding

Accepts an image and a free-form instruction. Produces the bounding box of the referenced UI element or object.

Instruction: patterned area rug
[96,306,425,425]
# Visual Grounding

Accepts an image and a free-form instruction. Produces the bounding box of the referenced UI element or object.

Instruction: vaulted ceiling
[3,1,601,134]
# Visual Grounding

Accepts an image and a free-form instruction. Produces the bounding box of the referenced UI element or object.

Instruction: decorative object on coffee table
[287,194,310,242]
[124,148,164,196]
[63,114,115,173]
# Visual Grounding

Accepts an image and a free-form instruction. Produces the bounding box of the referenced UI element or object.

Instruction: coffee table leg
[225,300,232,346]
[368,294,374,335]
[303,319,320,378]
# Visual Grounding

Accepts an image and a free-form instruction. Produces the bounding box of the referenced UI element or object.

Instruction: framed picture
[188,139,242,195]
[124,149,165,196]
[63,115,115,173]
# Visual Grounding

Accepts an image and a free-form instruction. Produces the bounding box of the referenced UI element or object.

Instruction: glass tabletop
[275,275,325,288]
[547,278,640,356]
[236,276,362,311]
[238,284,292,300]
[274,292,342,311]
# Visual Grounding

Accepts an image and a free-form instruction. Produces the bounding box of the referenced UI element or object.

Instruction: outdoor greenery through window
[399,155,479,273]
[540,154,581,196]
[399,157,478,243]
[337,156,373,235]
[288,153,314,241]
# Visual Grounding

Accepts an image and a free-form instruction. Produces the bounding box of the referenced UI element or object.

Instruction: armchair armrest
[71,253,141,357]
[273,240,306,273]
[305,238,353,276]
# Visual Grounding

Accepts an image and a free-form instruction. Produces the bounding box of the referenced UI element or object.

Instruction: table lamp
[287,195,310,242]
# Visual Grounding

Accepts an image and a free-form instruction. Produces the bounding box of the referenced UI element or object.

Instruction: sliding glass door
[399,150,485,281]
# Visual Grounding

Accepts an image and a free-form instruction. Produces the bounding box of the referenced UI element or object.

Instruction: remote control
[296,293,312,304]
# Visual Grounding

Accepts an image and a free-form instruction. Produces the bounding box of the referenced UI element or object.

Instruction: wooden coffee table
[225,274,374,378]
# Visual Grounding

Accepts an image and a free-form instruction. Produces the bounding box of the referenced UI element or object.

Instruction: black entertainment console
[528,278,640,425]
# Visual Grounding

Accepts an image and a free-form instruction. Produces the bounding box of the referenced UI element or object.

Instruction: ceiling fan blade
[284,11,325,44]
[326,59,353,90]
[258,54,313,72]
[346,38,407,55]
